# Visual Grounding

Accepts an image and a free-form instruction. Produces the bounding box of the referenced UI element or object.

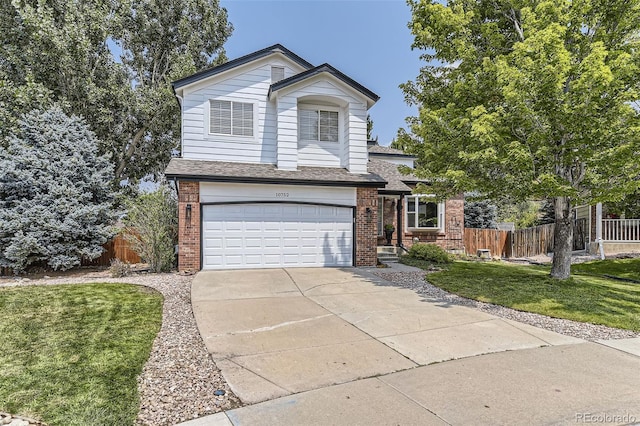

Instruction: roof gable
[172,44,313,91]
[268,63,379,108]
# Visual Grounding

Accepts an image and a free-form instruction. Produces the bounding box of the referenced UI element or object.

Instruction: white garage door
[202,203,353,269]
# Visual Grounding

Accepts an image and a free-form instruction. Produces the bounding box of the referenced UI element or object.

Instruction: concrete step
[377,253,399,263]
[377,246,400,254]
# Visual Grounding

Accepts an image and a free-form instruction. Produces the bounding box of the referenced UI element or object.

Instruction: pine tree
[0,106,116,272]
[464,200,498,229]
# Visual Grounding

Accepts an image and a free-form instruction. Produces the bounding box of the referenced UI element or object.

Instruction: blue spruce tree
[0,106,116,272]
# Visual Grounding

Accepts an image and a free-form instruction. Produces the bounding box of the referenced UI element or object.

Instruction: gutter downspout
[596,202,605,260]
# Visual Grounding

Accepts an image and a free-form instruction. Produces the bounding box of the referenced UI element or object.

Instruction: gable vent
[271,66,285,82]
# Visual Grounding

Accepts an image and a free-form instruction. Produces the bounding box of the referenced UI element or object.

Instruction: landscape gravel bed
[372,270,640,341]
[0,271,241,425]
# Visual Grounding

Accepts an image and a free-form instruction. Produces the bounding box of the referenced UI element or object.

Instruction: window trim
[207,99,257,139]
[298,104,342,144]
[405,195,445,232]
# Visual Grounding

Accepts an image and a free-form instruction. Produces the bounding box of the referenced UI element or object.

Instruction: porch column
[596,202,604,259]
[396,195,403,247]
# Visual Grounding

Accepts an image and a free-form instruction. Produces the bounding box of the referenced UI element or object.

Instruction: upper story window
[271,66,285,82]
[299,108,339,142]
[210,100,253,137]
[406,195,444,230]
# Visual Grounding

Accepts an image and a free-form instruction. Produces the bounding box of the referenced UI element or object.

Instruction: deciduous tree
[399,0,640,278]
[0,0,232,184]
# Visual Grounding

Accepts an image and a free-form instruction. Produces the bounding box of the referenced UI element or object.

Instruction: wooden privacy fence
[463,228,510,258]
[464,218,587,258]
[509,223,555,258]
[81,232,141,266]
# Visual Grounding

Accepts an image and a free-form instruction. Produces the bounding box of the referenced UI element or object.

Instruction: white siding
[179,56,374,175]
[276,95,298,170]
[346,102,368,173]
[276,78,370,172]
[200,182,357,206]
[181,59,301,164]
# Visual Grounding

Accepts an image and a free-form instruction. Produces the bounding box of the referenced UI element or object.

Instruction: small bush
[407,243,452,264]
[109,259,131,278]
[124,185,177,273]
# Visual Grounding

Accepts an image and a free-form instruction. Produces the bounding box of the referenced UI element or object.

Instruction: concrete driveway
[189,267,640,425]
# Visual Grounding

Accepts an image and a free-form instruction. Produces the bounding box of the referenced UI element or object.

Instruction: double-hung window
[406,195,443,230]
[210,100,253,137]
[299,108,339,142]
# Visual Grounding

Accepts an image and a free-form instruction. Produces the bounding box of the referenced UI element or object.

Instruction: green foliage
[495,197,542,229]
[537,199,556,225]
[0,0,232,185]
[0,107,115,272]
[424,261,640,331]
[402,0,640,202]
[464,200,498,228]
[606,190,640,218]
[407,243,452,264]
[366,114,377,141]
[125,186,177,273]
[400,0,640,276]
[0,283,163,425]
[109,259,132,278]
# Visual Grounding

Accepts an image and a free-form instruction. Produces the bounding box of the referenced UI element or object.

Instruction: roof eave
[164,173,387,188]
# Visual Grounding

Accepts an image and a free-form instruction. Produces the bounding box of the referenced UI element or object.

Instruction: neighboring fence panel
[465,219,587,259]
[81,232,141,266]
[510,223,555,258]
[464,228,510,258]
[602,219,640,242]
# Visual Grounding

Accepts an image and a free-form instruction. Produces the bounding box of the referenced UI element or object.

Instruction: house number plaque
[275,192,290,198]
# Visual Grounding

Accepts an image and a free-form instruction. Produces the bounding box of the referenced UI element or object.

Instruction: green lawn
[572,257,640,282]
[422,260,640,331]
[0,283,163,426]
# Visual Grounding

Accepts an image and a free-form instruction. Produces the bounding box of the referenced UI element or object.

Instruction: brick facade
[376,193,465,252]
[178,181,201,272]
[355,187,378,266]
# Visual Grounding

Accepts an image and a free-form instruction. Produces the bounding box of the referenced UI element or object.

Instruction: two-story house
[165,44,463,271]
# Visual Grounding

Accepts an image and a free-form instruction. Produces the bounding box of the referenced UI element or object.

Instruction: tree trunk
[550,196,573,279]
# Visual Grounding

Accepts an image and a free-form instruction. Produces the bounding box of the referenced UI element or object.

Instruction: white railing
[602,219,640,242]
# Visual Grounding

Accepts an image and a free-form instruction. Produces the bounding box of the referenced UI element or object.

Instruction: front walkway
[187,267,640,425]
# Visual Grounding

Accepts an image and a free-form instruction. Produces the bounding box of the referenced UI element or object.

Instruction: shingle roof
[367,158,421,193]
[165,158,387,188]
[367,144,415,158]
[269,63,379,104]
[172,44,313,90]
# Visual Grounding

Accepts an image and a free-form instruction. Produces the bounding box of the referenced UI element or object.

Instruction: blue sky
[220,0,423,146]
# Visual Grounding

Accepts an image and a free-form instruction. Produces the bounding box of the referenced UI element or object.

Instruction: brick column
[355,187,378,266]
[443,194,464,250]
[178,181,201,272]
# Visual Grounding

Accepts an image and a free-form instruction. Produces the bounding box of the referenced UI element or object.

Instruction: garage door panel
[202,203,353,270]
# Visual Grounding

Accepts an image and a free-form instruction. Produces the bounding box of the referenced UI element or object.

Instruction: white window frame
[298,104,341,144]
[208,99,256,138]
[405,195,445,232]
